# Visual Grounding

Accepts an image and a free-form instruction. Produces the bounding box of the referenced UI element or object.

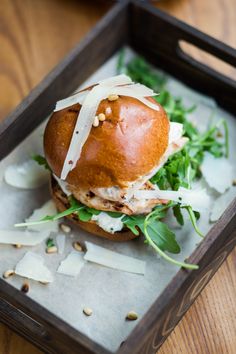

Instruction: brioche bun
[44,94,169,189]
[50,176,138,242]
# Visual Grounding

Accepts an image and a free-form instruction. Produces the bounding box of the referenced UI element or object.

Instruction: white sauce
[91,212,124,234]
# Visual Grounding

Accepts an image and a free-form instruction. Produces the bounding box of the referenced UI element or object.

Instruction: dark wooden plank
[129,0,236,115]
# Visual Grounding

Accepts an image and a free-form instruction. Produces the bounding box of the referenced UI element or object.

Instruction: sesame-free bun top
[44,94,169,189]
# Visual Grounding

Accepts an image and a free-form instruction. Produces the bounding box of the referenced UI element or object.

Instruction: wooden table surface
[0,0,235,353]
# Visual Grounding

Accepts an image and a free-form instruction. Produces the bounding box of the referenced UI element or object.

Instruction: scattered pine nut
[73,241,83,252]
[21,282,29,293]
[92,116,99,127]
[14,244,22,249]
[3,270,15,279]
[108,94,119,102]
[126,311,138,321]
[232,179,236,186]
[46,246,58,254]
[60,223,71,233]
[83,307,93,316]
[98,113,106,121]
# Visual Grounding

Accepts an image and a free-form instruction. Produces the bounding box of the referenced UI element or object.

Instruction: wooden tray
[0,1,236,353]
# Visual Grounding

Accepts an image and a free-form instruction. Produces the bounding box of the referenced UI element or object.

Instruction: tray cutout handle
[177,39,236,84]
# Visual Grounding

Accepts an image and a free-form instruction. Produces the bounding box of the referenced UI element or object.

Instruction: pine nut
[92,116,99,127]
[83,307,93,316]
[98,113,106,121]
[14,244,22,249]
[21,282,29,293]
[3,270,15,279]
[60,223,71,233]
[108,94,119,101]
[46,246,58,254]
[126,311,138,321]
[73,241,83,252]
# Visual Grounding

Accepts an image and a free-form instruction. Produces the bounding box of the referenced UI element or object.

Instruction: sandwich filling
[53,122,188,222]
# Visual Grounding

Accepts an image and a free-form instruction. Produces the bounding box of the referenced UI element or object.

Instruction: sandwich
[18,65,227,270]
[44,75,187,241]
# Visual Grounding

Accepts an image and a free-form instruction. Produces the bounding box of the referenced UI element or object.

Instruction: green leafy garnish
[173,204,184,226]
[32,154,50,170]
[46,238,55,248]
[122,203,198,269]
[14,197,100,228]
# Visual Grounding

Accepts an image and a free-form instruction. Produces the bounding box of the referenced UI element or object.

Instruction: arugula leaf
[77,208,93,222]
[116,48,126,74]
[46,238,55,248]
[145,219,180,254]
[183,206,204,238]
[32,154,50,170]
[143,209,198,270]
[122,215,146,235]
[106,211,124,218]
[173,205,184,226]
[118,55,166,92]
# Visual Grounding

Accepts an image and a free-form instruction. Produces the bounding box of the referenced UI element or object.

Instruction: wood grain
[0,0,235,353]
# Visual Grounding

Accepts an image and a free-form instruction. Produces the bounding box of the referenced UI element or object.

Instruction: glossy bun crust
[51,176,137,241]
[44,95,169,189]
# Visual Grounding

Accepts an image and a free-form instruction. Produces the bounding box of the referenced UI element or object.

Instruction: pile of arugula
[28,51,228,270]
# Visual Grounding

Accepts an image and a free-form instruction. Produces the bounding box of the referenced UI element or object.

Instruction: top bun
[44,94,169,189]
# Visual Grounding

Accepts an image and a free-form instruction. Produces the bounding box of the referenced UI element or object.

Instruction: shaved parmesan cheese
[134,187,211,212]
[99,74,132,87]
[25,200,58,232]
[54,90,88,112]
[84,242,146,275]
[0,230,49,246]
[4,160,49,189]
[60,85,111,180]
[56,234,66,254]
[110,85,159,111]
[201,152,233,193]
[15,252,53,283]
[91,212,124,234]
[53,174,71,196]
[210,187,236,222]
[54,75,132,112]
[57,251,85,277]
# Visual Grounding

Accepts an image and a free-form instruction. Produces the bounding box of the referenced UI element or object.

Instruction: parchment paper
[0,47,235,352]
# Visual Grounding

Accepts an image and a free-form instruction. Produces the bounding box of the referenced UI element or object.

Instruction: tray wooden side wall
[0,1,235,353]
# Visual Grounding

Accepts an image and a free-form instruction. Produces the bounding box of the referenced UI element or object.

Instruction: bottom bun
[50,176,138,242]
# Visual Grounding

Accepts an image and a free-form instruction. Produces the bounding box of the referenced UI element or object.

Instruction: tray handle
[131,1,236,87]
[175,31,236,84]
